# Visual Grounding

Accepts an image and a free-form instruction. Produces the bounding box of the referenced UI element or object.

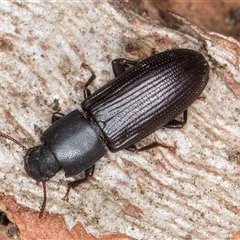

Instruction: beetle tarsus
[126,142,175,154]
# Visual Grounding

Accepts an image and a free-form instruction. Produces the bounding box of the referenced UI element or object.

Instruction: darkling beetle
[0,48,209,218]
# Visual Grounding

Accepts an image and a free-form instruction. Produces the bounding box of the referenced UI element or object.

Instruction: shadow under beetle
[0,48,209,218]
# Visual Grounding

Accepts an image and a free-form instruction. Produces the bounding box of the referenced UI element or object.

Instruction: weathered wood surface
[0,1,239,239]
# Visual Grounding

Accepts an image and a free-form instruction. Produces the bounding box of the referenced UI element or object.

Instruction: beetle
[0,48,209,218]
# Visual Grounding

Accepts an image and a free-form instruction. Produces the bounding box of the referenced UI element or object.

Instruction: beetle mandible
[0,48,209,218]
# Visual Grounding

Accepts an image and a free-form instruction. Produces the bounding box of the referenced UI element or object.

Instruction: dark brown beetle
[0,49,209,217]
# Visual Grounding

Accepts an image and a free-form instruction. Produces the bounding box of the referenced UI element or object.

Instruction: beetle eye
[24,145,61,181]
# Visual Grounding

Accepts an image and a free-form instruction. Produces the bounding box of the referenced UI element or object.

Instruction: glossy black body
[18,48,210,218]
[25,49,209,182]
[82,49,209,152]
[41,110,105,178]
[25,110,105,180]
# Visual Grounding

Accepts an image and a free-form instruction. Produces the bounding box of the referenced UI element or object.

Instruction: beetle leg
[52,112,65,123]
[126,142,175,153]
[63,165,95,201]
[164,110,188,129]
[81,63,96,99]
[112,58,137,77]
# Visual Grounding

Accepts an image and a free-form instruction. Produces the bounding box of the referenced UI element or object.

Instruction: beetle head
[0,132,56,218]
[24,144,61,181]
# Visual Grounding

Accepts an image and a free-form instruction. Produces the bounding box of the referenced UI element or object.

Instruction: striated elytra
[0,48,209,217]
[82,49,209,152]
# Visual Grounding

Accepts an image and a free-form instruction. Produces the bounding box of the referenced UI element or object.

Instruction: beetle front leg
[64,165,95,201]
[112,58,137,77]
[164,110,188,129]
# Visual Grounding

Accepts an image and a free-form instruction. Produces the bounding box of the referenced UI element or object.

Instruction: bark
[0,1,239,239]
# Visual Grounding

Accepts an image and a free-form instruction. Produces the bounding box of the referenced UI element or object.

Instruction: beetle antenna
[0,132,28,152]
[39,181,47,219]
